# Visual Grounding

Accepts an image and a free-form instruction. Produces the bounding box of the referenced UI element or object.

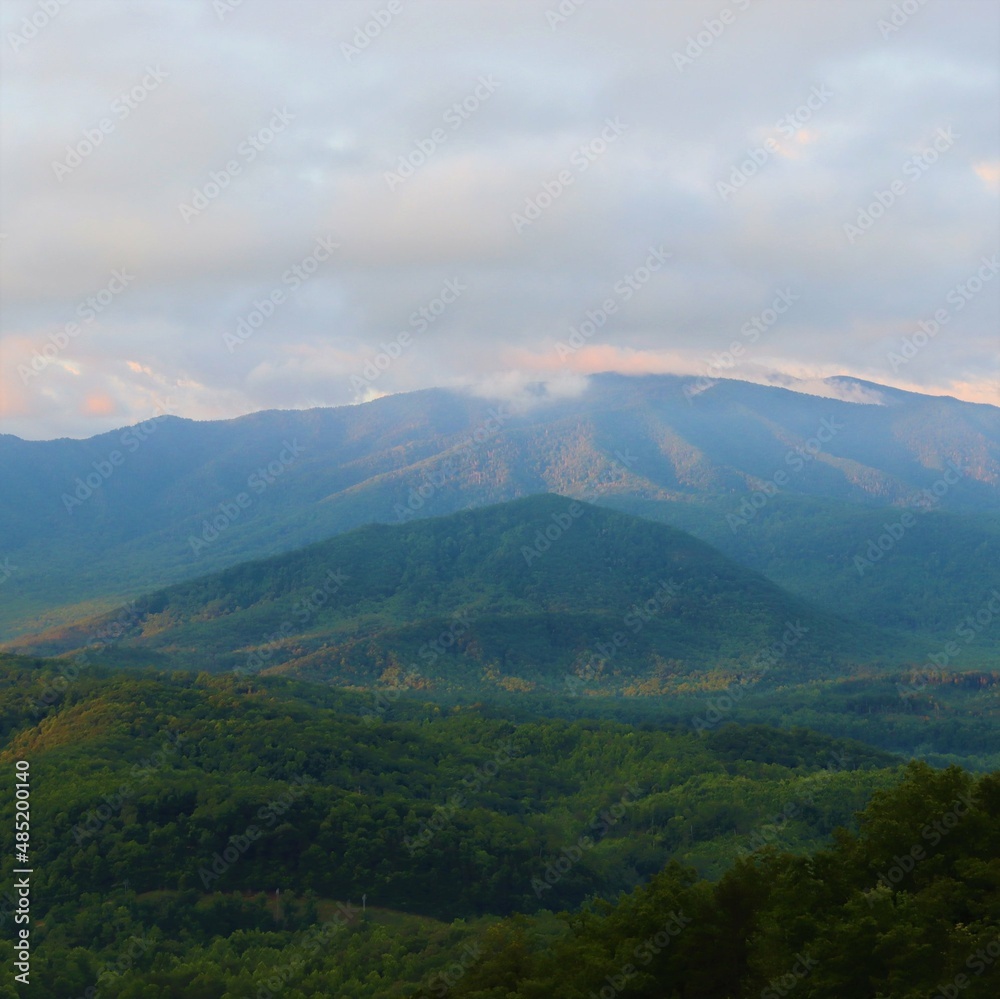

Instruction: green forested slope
[606,493,1000,648]
[0,657,996,997]
[6,496,902,683]
[433,762,1000,999]
[0,654,904,996]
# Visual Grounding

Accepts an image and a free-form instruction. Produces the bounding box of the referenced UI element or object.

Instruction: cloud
[81,392,118,416]
[974,161,1000,192]
[0,0,997,439]
[461,369,591,412]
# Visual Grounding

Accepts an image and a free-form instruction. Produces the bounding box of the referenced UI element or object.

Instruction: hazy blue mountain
[1,373,996,643]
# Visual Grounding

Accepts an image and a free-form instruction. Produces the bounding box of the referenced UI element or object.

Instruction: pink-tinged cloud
[506,344,699,376]
[82,393,118,417]
[974,162,1000,192]
[502,345,1000,407]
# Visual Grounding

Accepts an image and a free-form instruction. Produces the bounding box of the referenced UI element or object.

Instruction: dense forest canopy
[0,655,997,997]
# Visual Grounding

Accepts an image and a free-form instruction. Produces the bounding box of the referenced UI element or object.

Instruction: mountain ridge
[1,373,997,643]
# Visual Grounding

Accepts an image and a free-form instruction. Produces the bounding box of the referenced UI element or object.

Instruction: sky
[1,0,998,440]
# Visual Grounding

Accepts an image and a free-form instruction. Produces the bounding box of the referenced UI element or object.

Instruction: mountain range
[2,373,1000,995]
[2,373,997,653]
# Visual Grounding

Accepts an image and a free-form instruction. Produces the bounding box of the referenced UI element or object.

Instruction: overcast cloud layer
[1,0,998,439]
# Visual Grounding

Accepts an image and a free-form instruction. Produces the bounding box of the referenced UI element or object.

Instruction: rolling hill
[0,654,927,996]
[3,495,903,688]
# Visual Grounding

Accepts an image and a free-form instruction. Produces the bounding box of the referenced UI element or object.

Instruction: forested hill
[0,654,897,994]
[6,495,901,683]
[0,655,996,997]
[429,761,1000,999]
